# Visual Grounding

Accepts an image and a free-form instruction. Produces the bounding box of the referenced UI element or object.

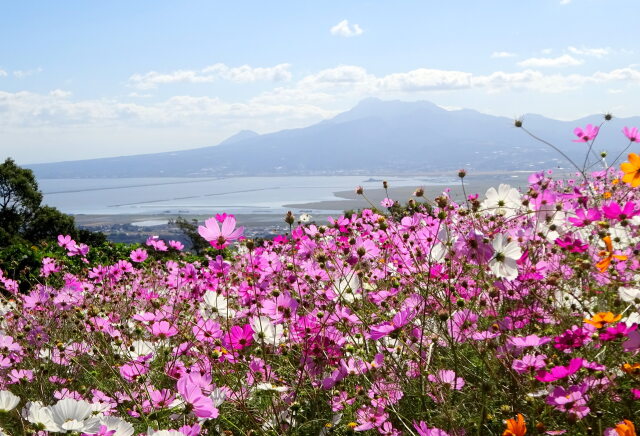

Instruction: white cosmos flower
[210,387,226,408]
[622,311,640,326]
[250,316,285,345]
[481,184,522,217]
[123,340,156,361]
[299,213,312,223]
[254,382,288,392]
[0,390,19,412]
[23,401,60,431]
[99,416,134,436]
[201,291,235,319]
[619,286,640,303]
[332,273,362,303]
[147,431,184,436]
[489,234,522,280]
[50,398,101,433]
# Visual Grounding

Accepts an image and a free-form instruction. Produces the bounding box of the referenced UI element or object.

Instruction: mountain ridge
[27,98,640,178]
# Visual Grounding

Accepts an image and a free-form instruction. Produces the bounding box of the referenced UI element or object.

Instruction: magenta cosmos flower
[224,324,253,350]
[572,124,599,142]
[198,216,244,249]
[130,248,148,263]
[535,358,583,382]
[623,126,640,142]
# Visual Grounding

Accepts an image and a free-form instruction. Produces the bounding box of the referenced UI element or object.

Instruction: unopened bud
[514,119,523,128]
[458,169,467,178]
[284,211,295,225]
[355,186,364,195]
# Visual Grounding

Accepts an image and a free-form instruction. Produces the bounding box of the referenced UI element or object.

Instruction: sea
[39,175,457,216]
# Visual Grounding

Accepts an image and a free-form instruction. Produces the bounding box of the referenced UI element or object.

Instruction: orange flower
[503,414,527,436]
[584,311,622,329]
[621,153,640,187]
[622,363,640,375]
[615,420,636,436]
[612,178,620,185]
[596,236,627,273]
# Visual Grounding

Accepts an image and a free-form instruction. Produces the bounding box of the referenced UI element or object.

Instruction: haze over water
[39,175,455,215]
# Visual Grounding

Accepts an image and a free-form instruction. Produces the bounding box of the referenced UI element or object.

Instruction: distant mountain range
[28,98,640,178]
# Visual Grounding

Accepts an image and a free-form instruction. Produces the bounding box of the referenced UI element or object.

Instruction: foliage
[0,158,106,250]
[170,216,213,254]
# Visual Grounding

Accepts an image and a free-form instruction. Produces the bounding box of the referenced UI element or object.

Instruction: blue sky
[1,0,639,163]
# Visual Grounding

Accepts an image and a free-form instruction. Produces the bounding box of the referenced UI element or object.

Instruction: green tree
[169,216,211,254]
[0,158,43,244]
[0,158,106,248]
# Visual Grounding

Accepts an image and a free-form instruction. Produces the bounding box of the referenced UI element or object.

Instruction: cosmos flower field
[1,126,640,435]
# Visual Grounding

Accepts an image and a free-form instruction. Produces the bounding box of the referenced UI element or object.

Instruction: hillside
[28,98,639,178]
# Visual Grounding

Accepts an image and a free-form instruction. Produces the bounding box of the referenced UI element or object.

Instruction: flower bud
[284,211,295,225]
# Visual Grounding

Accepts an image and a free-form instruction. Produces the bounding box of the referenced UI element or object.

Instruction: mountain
[28,99,640,178]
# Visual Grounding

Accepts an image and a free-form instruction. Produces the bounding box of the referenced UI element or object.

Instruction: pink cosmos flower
[225,324,254,350]
[535,358,583,382]
[546,384,590,418]
[428,369,465,390]
[354,406,388,431]
[623,329,640,352]
[177,374,219,419]
[568,208,601,227]
[554,235,589,253]
[507,334,551,349]
[57,234,74,249]
[198,216,244,249]
[130,248,148,263]
[149,321,179,339]
[149,389,176,409]
[381,198,394,208]
[85,425,116,436]
[602,201,637,221]
[512,354,546,374]
[369,308,415,340]
[119,361,149,382]
[572,124,599,142]
[623,126,640,142]
[413,421,451,436]
[192,319,223,343]
[215,213,232,222]
[169,240,184,251]
[146,236,168,252]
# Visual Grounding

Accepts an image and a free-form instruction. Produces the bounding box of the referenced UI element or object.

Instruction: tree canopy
[0,158,105,247]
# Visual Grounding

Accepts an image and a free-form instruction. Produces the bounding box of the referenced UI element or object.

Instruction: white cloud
[0,69,7,77]
[129,63,292,89]
[330,20,363,37]
[4,62,640,163]
[568,46,609,58]
[517,54,584,68]
[13,67,42,78]
[560,0,571,4]
[301,65,372,85]
[541,48,553,55]
[49,89,72,98]
[491,51,516,58]
[380,69,472,92]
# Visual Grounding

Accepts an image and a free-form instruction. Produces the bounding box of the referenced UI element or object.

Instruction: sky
[1,0,639,164]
